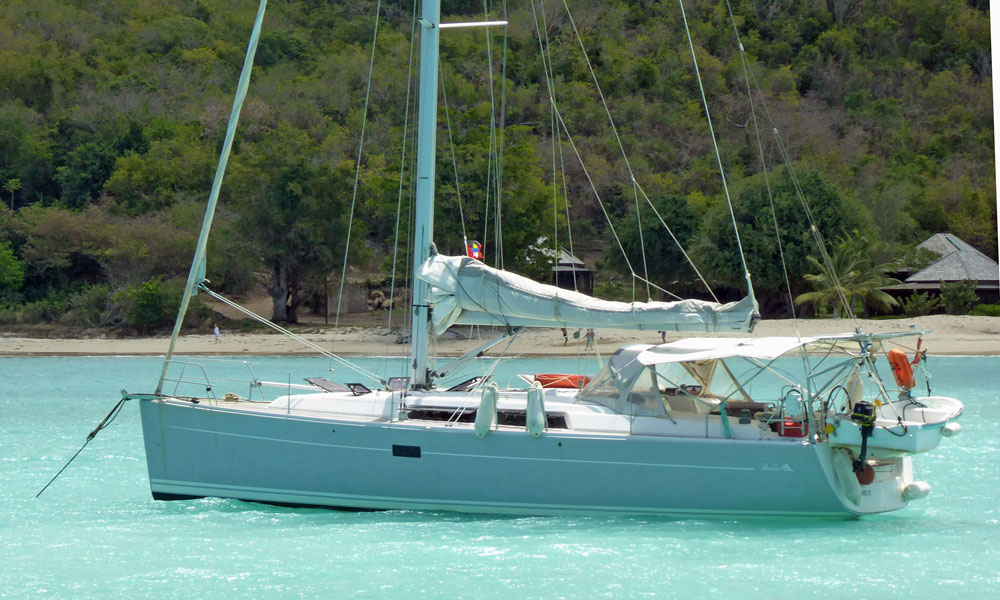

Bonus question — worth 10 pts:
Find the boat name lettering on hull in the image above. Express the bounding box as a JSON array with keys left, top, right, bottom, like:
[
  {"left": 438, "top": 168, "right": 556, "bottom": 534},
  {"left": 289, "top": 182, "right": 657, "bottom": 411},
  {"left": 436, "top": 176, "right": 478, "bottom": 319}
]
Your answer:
[{"left": 761, "top": 463, "right": 794, "bottom": 472}]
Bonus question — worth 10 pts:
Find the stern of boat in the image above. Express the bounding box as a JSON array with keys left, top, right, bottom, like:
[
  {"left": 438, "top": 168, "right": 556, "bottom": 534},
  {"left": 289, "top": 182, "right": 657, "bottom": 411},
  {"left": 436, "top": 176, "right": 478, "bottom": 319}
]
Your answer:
[{"left": 820, "top": 446, "right": 931, "bottom": 515}]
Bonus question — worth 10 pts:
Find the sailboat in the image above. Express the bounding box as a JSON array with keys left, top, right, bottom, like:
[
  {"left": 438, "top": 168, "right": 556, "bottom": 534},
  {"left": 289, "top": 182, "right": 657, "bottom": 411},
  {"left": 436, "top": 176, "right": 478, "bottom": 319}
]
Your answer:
[{"left": 127, "top": 1, "right": 963, "bottom": 517}]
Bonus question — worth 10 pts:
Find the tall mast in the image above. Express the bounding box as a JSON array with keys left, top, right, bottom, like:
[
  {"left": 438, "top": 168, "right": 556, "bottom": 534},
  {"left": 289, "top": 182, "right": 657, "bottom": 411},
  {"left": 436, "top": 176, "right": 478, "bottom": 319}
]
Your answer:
[{"left": 410, "top": 0, "right": 442, "bottom": 388}]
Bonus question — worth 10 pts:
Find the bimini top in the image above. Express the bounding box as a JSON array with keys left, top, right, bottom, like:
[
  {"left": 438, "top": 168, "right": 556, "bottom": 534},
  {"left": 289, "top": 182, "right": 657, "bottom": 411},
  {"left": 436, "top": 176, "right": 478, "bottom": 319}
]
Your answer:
[{"left": 632, "top": 333, "right": 930, "bottom": 366}]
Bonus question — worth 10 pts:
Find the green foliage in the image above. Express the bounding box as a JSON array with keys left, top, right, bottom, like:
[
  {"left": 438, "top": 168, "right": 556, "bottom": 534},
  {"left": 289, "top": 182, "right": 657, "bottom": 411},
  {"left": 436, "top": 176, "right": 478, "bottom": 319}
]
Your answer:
[
  {"left": 256, "top": 31, "right": 311, "bottom": 67},
  {"left": 228, "top": 124, "right": 355, "bottom": 323},
  {"left": 16, "top": 298, "right": 68, "bottom": 324},
  {"left": 0, "top": 0, "right": 994, "bottom": 331},
  {"left": 104, "top": 122, "right": 213, "bottom": 214},
  {"left": 0, "top": 100, "right": 55, "bottom": 203},
  {"left": 3, "top": 178, "right": 20, "bottom": 210},
  {"left": 901, "top": 292, "right": 939, "bottom": 317},
  {"left": 61, "top": 284, "right": 117, "bottom": 328},
  {"left": 970, "top": 303, "right": 1000, "bottom": 317},
  {"left": 4, "top": 204, "right": 197, "bottom": 308},
  {"left": 115, "top": 279, "right": 178, "bottom": 333},
  {"left": 0, "top": 240, "right": 24, "bottom": 297},
  {"left": 891, "top": 246, "right": 941, "bottom": 273},
  {"left": 183, "top": 295, "right": 213, "bottom": 329},
  {"left": 54, "top": 124, "right": 149, "bottom": 209},
  {"left": 697, "top": 168, "right": 869, "bottom": 298},
  {"left": 939, "top": 279, "right": 978, "bottom": 315},
  {"left": 605, "top": 195, "right": 700, "bottom": 294},
  {"left": 794, "top": 229, "right": 900, "bottom": 317}
]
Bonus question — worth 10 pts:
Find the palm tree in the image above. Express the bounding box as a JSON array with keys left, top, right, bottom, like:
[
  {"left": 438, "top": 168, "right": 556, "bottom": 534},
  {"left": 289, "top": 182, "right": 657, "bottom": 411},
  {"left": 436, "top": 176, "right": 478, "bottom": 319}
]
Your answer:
[
  {"left": 795, "top": 230, "right": 900, "bottom": 317},
  {"left": 4, "top": 178, "right": 21, "bottom": 211}
]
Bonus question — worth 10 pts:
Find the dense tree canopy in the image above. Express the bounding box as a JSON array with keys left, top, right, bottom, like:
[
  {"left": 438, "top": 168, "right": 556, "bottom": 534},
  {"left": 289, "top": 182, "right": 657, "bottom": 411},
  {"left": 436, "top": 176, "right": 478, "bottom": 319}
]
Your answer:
[{"left": 0, "top": 0, "right": 994, "bottom": 329}]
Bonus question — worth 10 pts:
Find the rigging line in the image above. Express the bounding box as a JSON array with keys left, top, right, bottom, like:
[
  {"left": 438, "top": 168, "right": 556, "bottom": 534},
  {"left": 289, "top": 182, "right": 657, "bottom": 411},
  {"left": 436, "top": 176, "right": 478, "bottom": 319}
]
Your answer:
[
  {"left": 156, "top": 0, "right": 268, "bottom": 396},
  {"left": 560, "top": 0, "right": 638, "bottom": 188},
  {"left": 440, "top": 69, "right": 468, "bottom": 242},
  {"left": 773, "top": 132, "right": 858, "bottom": 329},
  {"left": 631, "top": 181, "right": 717, "bottom": 302},
  {"left": 737, "top": 57, "right": 851, "bottom": 333},
  {"left": 538, "top": 0, "right": 577, "bottom": 292},
  {"left": 558, "top": 115, "right": 578, "bottom": 291},
  {"left": 530, "top": 0, "right": 561, "bottom": 270},
  {"left": 772, "top": 131, "right": 856, "bottom": 320},
  {"left": 484, "top": 0, "right": 506, "bottom": 271},
  {"left": 404, "top": 134, "right": 416, "bottom": 344},
  {"left": 481, "top": 0, "right": 499, "bottom": 267},
  {"left": 551, "top": 104, "right": 559, "bottom": 258},
  {"left": 35, "top": 397, "right": 128, "bottom": 498},
  {"left": 335, "top": 0, "right": 382, "bottom": 341},
  {"left": 386, "top": 0, "right": 419, "bottom": 368},
  {"left": 737, "top": 48, "right": 844, "bottom": 326},
  {"left": 631, "top": 272, "right": 683, "bottom": 301},
  {"left": 723, "top": 0, "right": 799, "bottom": 333},
  {"left": 551, "top": 101, "right": 639, "bottom": 280},
  {"left": 403, "top": 153, "right": 415, "bottom": 356},
  {"left": 476, "top": 330, "right": 522, "bottom": 386},
  {"left": 482, "top": 171, "right": 491, "bottom": 265},
  {"left": 561, "top": 0, "right": 652, "bottom": 296},
  {"left": 633, "top": 185, "right": 651, "bottom": 301},
  {"left": 200, "top": 284, "right": 386, "bottom": 385},
  {"left": 497, "top": 0, "right": 510, "bottom": 270},
  {"left": 678, "top": 0, "right": 753, "bottom": 297}
]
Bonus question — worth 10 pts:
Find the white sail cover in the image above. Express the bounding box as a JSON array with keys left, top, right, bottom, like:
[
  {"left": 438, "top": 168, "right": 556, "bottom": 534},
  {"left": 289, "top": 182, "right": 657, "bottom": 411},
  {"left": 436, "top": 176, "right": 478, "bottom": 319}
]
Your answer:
[{"left": 418, "top": 255, "right": 759, "bottom": 335}]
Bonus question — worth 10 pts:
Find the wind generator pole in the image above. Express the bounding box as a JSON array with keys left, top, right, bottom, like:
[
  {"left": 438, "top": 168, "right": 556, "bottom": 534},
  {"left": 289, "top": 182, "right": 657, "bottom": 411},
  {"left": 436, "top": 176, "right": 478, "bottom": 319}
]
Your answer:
[{"left": 410, "top": 0, "right": 442, "bottom": 388}]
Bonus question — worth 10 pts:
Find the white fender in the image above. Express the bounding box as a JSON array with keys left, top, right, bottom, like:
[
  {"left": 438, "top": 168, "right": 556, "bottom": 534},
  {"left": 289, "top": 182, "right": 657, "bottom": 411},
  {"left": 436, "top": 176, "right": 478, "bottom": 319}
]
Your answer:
[
  {"left": 942, "top": 422, "right": 962, "bottom": 437},
  {"left": 903, "top": 481, "right": 931, "bottom": 501},
  {"left": 526, "top": 382, "right": 546, "bottom": 438},
  {"left": 475, "top": 383, "right": 498, "bottom": 439}
]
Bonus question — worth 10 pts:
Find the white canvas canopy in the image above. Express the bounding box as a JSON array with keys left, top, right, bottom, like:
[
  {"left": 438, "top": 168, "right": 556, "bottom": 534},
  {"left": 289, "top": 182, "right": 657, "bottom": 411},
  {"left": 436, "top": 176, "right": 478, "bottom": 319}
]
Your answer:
[
  {"left": 635, "top": 336, "right": 827, "bottom": 365},
  {"left": 634, "top": 332, "right": 922, "bottom": 366},
  {"left": 418, "top": 255, "right": 759, "bottom": 335}
]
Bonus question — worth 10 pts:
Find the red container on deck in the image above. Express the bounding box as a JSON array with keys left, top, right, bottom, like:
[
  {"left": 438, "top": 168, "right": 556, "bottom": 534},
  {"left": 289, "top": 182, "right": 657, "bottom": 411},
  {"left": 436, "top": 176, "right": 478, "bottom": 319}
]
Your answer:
[{"left": 777, "top": 420, "right": 808, "bottom": 437}]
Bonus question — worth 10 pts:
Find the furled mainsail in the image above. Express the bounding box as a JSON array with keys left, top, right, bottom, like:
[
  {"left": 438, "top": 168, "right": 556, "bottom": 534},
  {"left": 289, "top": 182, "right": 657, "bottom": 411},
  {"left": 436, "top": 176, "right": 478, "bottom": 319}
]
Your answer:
[{"left": 418, "top": 255, "right": 759, "bottom": 335}]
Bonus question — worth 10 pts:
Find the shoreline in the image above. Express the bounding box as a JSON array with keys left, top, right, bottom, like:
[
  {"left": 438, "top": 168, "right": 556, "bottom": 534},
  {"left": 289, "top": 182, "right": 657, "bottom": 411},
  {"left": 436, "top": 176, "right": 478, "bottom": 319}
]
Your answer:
[{"left": 1, "top": 315, "right": 997, "bottom": 357}]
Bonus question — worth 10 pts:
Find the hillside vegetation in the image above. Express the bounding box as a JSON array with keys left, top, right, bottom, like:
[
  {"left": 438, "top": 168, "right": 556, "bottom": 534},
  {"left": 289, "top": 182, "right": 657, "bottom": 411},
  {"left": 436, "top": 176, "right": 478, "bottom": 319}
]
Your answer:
[{"left": 0, "top": 0, "right": 994, "bottom": 331}]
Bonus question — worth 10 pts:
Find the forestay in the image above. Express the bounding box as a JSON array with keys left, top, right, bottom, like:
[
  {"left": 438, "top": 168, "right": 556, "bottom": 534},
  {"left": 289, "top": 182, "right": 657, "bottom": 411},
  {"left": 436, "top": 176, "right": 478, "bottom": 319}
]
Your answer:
[{"left": 418, "top": 255, "right": 759, "bottom": 335}]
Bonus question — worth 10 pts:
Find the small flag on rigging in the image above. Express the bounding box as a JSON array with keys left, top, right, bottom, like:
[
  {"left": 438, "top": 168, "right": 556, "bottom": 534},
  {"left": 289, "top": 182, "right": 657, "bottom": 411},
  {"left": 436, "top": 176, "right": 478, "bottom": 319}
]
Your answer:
[{"left": 466, "top": 240, "right": 483, "bottom": 260}]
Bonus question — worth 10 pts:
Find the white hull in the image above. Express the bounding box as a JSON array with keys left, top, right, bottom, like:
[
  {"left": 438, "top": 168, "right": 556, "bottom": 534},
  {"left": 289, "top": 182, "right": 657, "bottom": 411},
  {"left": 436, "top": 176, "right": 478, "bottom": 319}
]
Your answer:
[{"left": 138, "top": 392, "right": 921, "bottom": 517}]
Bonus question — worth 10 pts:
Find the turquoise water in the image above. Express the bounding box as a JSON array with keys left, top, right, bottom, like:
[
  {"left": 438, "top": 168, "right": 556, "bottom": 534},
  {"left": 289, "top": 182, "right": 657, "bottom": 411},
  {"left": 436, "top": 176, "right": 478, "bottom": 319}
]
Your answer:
[{"left": 2, "top": 354, "right": 998, "bottom": 599}]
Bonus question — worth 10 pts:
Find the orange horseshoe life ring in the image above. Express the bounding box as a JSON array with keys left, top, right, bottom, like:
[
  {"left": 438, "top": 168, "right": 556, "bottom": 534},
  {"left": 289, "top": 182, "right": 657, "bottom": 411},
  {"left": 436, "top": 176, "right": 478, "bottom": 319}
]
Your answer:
[
  {"left": 534, "top": 374, "right": 591, "bottom": 389},
  {"left": 887, "top": 348, "right": 915, "bottom": 390}
]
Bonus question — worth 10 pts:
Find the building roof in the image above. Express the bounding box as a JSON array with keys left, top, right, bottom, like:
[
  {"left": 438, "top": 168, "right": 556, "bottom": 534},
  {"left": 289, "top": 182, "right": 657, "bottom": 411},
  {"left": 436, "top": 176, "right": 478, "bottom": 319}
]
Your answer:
[
  {"left": 917, "top": 233, "right": 986, "bottom": 258},
  {"left": 905, "top": 234, "right": 999, "bottom": 284},
  {"left": 555, "top": 249, "right": 586, "bottom": 266},
  {"left": 552, "top": 249, "right": 591, "bottom": 272}
]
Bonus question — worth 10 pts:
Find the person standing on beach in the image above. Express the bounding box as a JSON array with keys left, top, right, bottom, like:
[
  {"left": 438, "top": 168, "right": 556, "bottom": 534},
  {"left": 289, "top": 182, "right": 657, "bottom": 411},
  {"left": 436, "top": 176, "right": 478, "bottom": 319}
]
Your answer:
[
  {"left": 213, "top": 323, "right": 220, "bottom": 344},
  {"left": 561, "top": 327, "right": 568, "bottom": 345},
  {"left": 585, "top": 328, "right": 595, "bottom": 350}
]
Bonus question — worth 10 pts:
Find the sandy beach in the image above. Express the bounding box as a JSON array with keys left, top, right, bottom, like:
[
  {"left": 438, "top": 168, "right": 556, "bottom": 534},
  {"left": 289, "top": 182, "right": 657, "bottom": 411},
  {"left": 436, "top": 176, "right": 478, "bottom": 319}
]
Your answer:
[{"left": 1, "top": 314, "right": 997, "bottom": 357}]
